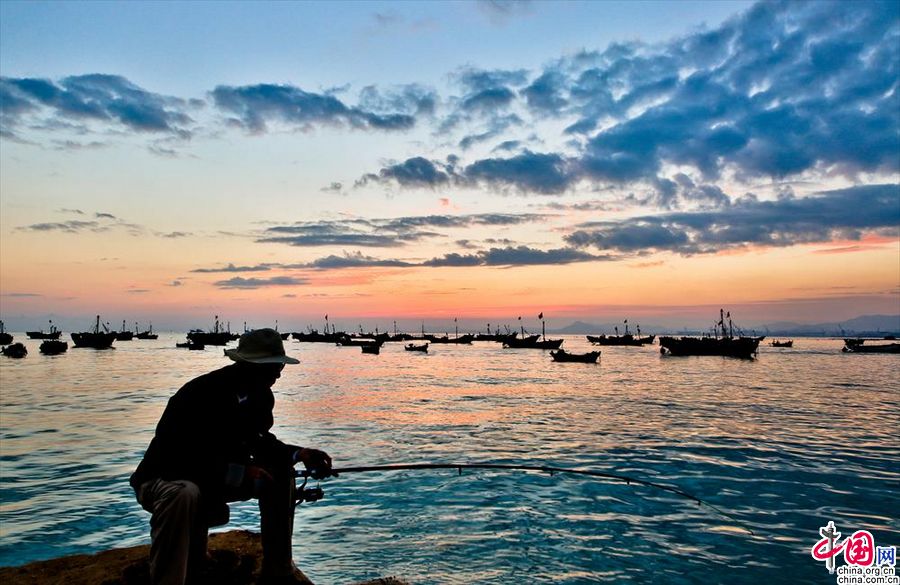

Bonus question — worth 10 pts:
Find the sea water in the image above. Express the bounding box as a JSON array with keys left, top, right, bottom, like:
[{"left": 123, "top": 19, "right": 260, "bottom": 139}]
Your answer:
[{"left": 0, "top": 334, "right": 898, "bottom": 584}]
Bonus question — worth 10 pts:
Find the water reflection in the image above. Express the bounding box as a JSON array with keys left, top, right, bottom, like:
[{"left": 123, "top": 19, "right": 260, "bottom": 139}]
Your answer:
[{"left": 0, "top": 335, "right": 898, "bottom": 584}]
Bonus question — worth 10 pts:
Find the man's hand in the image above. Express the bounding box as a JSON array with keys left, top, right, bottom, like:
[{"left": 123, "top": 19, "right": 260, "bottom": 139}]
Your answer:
[{"left": 296, "top": 448, "right": 334, "bottom": 479}]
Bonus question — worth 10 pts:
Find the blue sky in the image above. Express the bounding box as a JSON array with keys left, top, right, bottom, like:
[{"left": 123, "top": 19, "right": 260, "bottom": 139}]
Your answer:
[{"left": 0, "top": 0, "right": 898, "bottom": 331}]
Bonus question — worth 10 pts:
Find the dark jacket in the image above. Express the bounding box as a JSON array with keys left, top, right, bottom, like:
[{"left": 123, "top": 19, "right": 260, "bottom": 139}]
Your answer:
[{"left": 131, "top": 363, "right": 299, "bottom": 510}]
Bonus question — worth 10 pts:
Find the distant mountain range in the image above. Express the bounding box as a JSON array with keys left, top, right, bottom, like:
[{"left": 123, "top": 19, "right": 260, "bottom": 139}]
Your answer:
[{"left": 550, "top": 314, "right": 900, "bottom": 336}]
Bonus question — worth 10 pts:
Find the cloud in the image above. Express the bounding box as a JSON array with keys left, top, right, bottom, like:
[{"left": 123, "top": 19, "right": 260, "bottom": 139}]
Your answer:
[
  {"left": 424, "top": 245, "right": 606, "bottom": 267},
  {"left": 168, "top": 280, "right": 184, "bottom": 287},
  {"left": 360, "top": 1, "right": 900, "bottom": 195},
  {"left": 259, "top": 232, "right": 422, "bottom": 248},
  {"left": 192, "top": 263, "right": 275, "bottom": 273},
  {"left": 213, "top": 276, "right": 310, "bottom": 289},
  {"left": 357, "top": 156, "right": 454, "bottom": 189},
  {"left": 304, "top": 251, "right": 414, "bottom": 269},
  {"left": 160, "top": 231, "right": 191, "bottom": 238},
  {"left": 17, "top": 220, "right": 104, "bottom": 233},
  {"left": 2, "top": 292, "right": 42, "bottom": 297},
  {"left": 211, "top": 83, "right": 422, "bottom": 133},
  {"left": 320, "top": 182, "right": 344, "bottom": 194},
  {"left": 126, "top": 289, "right": 150, "bottom": 294},
  {"left": 1, "top": 74, "right": 194, "bottom": 139},
  {"left": 476, "top": 1, "right": 535, "bottom": 25},
  {"left": 258, "top": 212, "right": 547, "bottom": 249},
  {"left": 565, "top": 184, "right": 900, "bottom": 255}
]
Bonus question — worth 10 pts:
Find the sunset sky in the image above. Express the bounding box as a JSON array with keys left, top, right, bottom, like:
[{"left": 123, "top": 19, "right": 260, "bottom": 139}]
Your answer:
[{"left": 1, "top": 0, "right": 898, "bottom": 332}]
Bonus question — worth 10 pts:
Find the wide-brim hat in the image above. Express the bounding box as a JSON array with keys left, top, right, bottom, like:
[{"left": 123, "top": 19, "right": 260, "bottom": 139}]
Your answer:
[{"left": 225, "top": 328, "right": 299, "bottom": 365}]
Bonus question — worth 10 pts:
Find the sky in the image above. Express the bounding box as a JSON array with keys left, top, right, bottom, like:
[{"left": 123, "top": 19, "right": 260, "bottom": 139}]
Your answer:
[{"left": 0, "top": 0, "right": 898, "bottom": 333}]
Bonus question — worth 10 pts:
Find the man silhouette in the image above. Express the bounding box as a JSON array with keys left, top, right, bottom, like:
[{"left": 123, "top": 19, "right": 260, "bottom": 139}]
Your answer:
[{"left": 131, "top": 328, "right": 332, "bottom": 584}]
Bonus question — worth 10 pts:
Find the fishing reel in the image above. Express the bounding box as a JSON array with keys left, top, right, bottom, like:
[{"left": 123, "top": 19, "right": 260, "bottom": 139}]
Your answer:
[{"left": 294, "top": 473, "right": 325, "bottom": 507}]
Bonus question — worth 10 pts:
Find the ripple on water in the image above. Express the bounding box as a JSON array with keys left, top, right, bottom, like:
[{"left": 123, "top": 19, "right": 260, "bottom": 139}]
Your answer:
[{"left": 0, "top": 335, "right": 898, "bottom": 583}]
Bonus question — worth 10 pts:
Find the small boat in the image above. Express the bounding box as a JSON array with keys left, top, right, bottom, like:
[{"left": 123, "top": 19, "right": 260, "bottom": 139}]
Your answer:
[
  {"left": 361, "top": 343, "right": 380, "bottom": 354},
  {"left": 0, "top": 321, "right": 12, "bottom": 345},
  {"left": 136, "top": 322, "right": 158, "bottom": 340},
  {"left": 176, "top": 341, "right": 205, "bottom": 350},
  {"left": 550, "top": 349, "right": 600, "bottom": 363},
  {"left": 71, "top": 316, "right": 117, "bottom": 349},
  {"left": 842, "top": 342, "right": 900, "bottom": 354},
  {"left": 40, "top": 340, "right": 68, "bottom": 355},
  {"left": 770, "top": 340, "right": 794, "bottom": 348},
  {"left": 405, "top": 343, "right": 428, "bottom": 353},
  {"left": 26, "top": 320, "right": 62, "bottom": 340},
  {"left": 2, "top": 342, "right": 27, "bottom": 358},
  {"left": 115, "top": 320, "right": 134, "bottom": 341},
  {"left": 337, "top": 337, "right": 383, "bottom": 347}
]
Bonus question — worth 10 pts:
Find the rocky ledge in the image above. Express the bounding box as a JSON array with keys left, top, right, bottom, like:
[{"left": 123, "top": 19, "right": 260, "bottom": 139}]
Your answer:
[{"left": 0, "top": 530, "right": 408, "bottom": 585}]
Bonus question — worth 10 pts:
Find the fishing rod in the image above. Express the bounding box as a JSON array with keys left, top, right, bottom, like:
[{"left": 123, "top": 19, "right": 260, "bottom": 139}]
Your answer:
[{"left": 295, "top": 462, "right": 754, "bottom": 535}]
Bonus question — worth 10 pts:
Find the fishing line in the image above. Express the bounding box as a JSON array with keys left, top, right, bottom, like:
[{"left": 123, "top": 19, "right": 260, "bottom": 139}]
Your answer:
[{"left": 296, "top": 463, "right": 755, "bottom": 536}]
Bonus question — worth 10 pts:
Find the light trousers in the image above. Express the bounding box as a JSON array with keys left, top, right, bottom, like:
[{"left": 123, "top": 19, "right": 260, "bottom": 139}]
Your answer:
[{"left": 138, "top": 473, "right": 296, "bottom": 585}]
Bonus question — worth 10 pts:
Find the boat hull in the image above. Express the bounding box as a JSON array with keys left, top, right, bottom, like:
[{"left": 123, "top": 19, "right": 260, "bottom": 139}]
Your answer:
[
  {"left": 659, "top": 336, "right": 759, "bottom": 359},
  {"left": 843, "top": 343, "right": 900, "bottom": 354},
  {"left": 71, "top": 332, "right": 117, "bottom": 349},
  {"left": 40, "top": 340, "right": 68, "bottom": 355},
  {"left": 186, "top": 332, "right": 232, "bottom": 346},
  {"left": 551, "top": 350, "right": 600, "bottom": 363},
  {"left": 586, "top": 334, "right": 655, "bottom": 346},
  {"left": 26, "top": 331, "right": 62, "bottom": 340},
  {"left": 2, "top": 343, "right": 27, "bottom": 358},
  {"left": 503, "top": 338, "right": 564, "bottom": 349}
]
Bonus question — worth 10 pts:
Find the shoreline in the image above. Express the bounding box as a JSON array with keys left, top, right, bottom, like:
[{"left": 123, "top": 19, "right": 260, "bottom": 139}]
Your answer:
[{"left": 0, "top": 530, "right": 407, "bottom": 585}]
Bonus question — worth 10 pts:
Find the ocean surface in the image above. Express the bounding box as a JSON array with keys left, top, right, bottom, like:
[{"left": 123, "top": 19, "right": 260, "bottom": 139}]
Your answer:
[{"left": 0, "top": 333, "right": 898, "bottom": 584}]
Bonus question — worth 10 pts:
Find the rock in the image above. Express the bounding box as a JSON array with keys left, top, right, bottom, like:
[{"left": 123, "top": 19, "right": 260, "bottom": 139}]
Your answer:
[{"left": 0, "top": 530, "right": 408, "bottom": 585}]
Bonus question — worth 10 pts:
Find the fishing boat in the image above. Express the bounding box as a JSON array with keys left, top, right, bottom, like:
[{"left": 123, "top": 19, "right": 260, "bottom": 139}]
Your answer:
[
  {"left": 842, "top": 341, "right": 900, "bottom": 354},
  {"left": 503, "top": 312, "right": 563, "bottom": 349},
  {"left": 26, "top": 320, "right": 62, "bottom": 340},
  {"left": 71, "top": 316, "right": 117, "bottom": 349},
  {"left": 39, "top": 339, "right": 68, "bottom": 355},
  {"left": 504, "top": 336, "right": 564, "bottom": 349},
  {"left": 115, "top": 320, "right": 134, "bottom": 341},
  {"left": 770, "top": 340, "right": 794, "bottom": 348},
  {"left": 337, "top": 336, "right": 383, "bottom": 347},
  {"left": 2, "top": 342, "right": 27, "bottom": 358},
  {"left": 136, "top": 322, "right": 158, "bottom": 340},
  {"left": 659, "top": 310, "right": 760, "bottom": 359},
  {"left": 176, "top": 341, "right": 205, "bottom": 350},
  {"left": 425, "top": 333, "right": 475, "bottom": 344},
  {"left": 0, "top": 321, "right": 12, "bottom": 345},
  {"left": 360, "top": 343, "right": 380, "bottom": 354},
  {"left": 405, "top": 343, "right": 428, "bottom": 353},
  {"left": 186, "top": 316, "right": 232, "bottom": 346},
  {"left": 587, "top": 322, "right": 655, "bottom": 346},
  {"left": 550, "top": 349, "right": 600, "bottom": 363}
]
